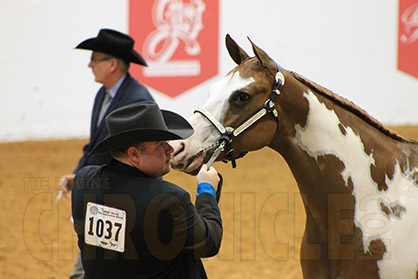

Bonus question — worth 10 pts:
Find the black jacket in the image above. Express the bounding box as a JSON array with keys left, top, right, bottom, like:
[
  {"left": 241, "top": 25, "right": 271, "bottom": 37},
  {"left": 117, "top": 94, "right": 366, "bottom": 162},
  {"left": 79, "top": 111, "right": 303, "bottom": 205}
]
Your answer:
[{"left": 72, "top": 160, "right": 223, "bottom": 278}]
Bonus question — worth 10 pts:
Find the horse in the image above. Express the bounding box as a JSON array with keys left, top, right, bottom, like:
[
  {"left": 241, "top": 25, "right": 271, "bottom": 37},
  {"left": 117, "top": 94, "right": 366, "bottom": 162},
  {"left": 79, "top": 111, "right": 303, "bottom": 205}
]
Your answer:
[{"left": 170, "top": 34, "right": 418, "bottom": 278}]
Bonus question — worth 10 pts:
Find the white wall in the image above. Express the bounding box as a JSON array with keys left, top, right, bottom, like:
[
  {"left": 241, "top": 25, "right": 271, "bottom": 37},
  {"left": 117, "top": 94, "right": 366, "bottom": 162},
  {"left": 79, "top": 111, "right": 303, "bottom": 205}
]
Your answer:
[{"left": 1, "top": 0, "right": 417, "bottom": 142}]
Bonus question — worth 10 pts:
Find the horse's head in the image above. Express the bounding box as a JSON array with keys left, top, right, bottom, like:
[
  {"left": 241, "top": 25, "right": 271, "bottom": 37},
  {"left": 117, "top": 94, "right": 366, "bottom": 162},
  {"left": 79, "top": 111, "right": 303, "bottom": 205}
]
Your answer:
[{"left": 171, "top": 34, "right": 285, "bottom": 174}]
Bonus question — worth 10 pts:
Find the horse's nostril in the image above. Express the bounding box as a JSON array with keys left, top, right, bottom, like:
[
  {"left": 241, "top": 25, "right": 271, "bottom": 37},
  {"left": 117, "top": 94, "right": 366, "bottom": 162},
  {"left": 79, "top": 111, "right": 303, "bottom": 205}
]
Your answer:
[{"left": 173, "top": 142, "right": 185, "bottom": 157}]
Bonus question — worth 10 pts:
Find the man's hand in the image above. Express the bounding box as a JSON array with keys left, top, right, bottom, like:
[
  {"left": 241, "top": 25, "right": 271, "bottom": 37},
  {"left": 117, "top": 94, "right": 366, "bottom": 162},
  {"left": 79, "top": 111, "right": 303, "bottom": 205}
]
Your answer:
[
  {"left": 196, "top": 164, "right": 220, "bottom": 191},
  {"left": 59, "top": 174, "right": 75, "bottom": 200}
]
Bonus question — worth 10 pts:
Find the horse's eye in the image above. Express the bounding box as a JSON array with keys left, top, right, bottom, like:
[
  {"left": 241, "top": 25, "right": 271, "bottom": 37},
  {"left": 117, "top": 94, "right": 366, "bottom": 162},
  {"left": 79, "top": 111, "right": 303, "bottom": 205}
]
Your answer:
[{"left": 233, "top": 91, "right": 250, "bottom": 103}]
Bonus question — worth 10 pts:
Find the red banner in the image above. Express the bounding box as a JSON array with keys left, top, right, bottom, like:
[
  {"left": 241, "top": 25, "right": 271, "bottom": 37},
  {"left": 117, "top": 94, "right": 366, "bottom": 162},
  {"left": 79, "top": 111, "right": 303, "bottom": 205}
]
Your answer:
[
  {"left": 398, "top": 0, "right": 418, "bottom": 79},
  {"left": 129, "top": 0, "right": 219, "bottom": 97}
]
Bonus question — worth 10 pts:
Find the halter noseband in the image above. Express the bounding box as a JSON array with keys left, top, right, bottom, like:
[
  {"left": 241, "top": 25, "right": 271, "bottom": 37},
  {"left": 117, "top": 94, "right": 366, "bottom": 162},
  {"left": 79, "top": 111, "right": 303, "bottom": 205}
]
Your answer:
[{"left": 194, "top": 66, "right": 285, "bottom": 168}]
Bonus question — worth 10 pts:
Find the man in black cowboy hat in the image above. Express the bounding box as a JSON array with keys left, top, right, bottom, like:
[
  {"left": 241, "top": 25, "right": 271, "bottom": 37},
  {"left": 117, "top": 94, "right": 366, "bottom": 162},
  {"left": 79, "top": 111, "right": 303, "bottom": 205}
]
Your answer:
[
  {"left": 59, "top": 28, "right": 154, "bottom": 278},
  {"left": 71, "top": 102, "right": 223, "bottom": 279}
]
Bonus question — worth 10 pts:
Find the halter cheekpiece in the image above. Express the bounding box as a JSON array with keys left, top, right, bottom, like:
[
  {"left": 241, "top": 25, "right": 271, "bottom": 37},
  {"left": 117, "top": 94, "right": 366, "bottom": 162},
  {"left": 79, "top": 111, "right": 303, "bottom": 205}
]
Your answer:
[{"left": 194, "top": 65, "right": 285, "bottom": 168}]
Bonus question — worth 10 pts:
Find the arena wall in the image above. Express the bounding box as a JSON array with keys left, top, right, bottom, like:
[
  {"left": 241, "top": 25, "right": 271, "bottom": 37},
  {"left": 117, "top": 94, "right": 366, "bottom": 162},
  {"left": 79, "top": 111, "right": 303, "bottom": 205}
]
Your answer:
[{"left": 1, "top": 0, "right": 417, "bottom": 142}]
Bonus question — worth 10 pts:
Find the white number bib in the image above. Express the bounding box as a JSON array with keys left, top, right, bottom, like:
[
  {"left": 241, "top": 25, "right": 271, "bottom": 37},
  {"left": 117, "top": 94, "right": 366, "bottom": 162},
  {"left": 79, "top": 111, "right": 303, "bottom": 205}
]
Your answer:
[{"left": 85, "top": 202, "right": 127, "bottom": 253}]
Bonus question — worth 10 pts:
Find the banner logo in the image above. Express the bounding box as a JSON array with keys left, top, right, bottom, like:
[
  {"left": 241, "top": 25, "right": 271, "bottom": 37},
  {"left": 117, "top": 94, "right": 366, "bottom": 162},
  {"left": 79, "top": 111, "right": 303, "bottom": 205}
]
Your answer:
[
  {"left": 398, "top": 0, "right": 418, "bottom": 78},
  {"left": 129, "top": 0, "right": 219, "bottom": 97},
  {"left": 400, "top": 3, "right": 418, "bottom": 44}
]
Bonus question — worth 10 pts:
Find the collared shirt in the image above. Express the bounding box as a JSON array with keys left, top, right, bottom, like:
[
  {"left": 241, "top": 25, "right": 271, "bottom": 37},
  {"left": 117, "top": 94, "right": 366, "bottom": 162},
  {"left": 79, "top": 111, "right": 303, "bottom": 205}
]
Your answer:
[
  {"left": 96, "top": 75, "right": 127, "bottom": 128},
  {"left": 107, "top": 74, "right": 126, "bottom": 99}
]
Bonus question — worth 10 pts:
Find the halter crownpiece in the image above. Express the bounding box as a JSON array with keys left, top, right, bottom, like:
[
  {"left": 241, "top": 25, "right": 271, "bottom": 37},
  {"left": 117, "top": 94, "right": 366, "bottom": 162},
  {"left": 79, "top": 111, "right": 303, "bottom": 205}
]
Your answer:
[{"left": 194, "top": 65, "right": 285, "bottom": 168}]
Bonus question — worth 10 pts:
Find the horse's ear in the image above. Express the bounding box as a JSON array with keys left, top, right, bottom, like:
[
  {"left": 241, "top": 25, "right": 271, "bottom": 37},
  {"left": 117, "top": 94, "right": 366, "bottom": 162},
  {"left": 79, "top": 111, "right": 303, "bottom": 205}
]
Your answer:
[
  {"left": 226, "top": 34, "right": 250, "bottom": 65},
  {"left": 248, "top": 37, "right": 278, "bottom": 74}
]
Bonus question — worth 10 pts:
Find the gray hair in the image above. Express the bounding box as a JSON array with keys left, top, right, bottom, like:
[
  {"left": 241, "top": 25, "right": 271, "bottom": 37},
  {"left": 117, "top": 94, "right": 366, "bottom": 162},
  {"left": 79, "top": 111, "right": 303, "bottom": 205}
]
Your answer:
[{"left": 117, "top": 58, "right": 130, "bottom": 73}]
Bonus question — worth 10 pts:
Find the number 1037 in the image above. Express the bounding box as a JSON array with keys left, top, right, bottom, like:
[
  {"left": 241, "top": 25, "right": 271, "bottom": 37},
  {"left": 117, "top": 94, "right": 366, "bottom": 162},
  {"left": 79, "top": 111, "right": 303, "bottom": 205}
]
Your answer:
[{"left": 87, "top": 217, "right": 123, "bottom": 241}]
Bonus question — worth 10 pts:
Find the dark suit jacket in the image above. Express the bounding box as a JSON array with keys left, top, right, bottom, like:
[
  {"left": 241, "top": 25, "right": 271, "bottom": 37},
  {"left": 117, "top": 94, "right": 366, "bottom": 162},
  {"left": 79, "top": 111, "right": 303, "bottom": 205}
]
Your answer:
[
  {"left": 72, "top": 160, "right": 223, "bottom": 279},
  {"left": 74, "top": 74, "right": 154, "bottom": 173}
]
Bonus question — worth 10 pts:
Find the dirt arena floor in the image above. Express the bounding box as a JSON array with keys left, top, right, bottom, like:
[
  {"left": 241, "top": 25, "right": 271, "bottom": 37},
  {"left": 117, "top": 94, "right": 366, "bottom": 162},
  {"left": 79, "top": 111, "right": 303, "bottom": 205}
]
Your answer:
[{"left": 0, "top": 126, "right": 417, "bottom": 279}]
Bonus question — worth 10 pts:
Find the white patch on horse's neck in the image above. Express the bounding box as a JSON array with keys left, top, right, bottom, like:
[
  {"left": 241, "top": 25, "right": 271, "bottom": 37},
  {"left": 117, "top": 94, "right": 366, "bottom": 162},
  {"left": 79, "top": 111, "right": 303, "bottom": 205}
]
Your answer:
[
  {"left": 294, "top": 91, "right": 418, "bottom": 278},
  {"left": 294, "top": 91, "right": 375, "bottom": 186}
]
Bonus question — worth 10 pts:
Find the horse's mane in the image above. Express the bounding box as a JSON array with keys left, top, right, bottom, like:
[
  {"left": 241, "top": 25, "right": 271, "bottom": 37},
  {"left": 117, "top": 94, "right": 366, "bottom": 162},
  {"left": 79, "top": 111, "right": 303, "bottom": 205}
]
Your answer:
[{"left": 289, "top": 71, "right": 416, "bottom": 144}]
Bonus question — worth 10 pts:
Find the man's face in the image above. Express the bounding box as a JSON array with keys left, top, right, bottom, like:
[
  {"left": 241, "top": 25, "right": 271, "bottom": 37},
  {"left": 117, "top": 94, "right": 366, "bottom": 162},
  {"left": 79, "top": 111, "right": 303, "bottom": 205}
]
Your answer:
[
  {"left": 137, "top": 141, "right": 174, "bottom": 178},
  {"left": 88, "top": 51, "right": 114, "bottom": 85}
]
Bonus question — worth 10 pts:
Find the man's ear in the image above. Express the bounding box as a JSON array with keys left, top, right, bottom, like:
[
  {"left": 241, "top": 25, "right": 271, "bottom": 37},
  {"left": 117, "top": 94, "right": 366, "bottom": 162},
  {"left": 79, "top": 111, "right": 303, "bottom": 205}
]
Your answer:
[
  {"left": 109, "top": 57, "right": 119, "bottom": 72},
  {"left": 127, "top": 146, "right": 140, "bottom": 164}
]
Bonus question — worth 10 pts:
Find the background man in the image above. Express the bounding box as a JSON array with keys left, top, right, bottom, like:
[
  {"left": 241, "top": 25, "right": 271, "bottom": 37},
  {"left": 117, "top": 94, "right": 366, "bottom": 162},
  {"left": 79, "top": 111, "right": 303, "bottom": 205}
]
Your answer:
[
  {"left": 72, "top": 102, "right": 223, "bottom": 278},
  {"left": 59, "top": 28, "right": 154, "bottom": 278}
]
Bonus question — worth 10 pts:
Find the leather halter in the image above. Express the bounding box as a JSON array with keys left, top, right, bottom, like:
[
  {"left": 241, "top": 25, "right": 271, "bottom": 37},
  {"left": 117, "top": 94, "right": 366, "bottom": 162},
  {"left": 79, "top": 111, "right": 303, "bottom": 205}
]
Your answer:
[{"left": 194, "top": 66, "right": 285, "bottom": 168}]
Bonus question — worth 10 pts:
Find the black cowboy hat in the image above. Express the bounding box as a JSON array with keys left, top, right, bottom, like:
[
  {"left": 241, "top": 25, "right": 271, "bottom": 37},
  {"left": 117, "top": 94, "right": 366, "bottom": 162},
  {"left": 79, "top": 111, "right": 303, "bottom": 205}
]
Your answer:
[
  {"left": 88, "top": 101, "right": 194, "bottom": 155},
  {"left": 75, "top": 28, "right": 147, "bottom": 66}
]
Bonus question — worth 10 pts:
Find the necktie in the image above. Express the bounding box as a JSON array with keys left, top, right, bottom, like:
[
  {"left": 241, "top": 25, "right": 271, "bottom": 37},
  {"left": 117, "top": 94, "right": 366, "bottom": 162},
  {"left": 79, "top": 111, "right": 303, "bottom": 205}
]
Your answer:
[{"left": 97, "top": 91, "right": 112, "bottom": 127}]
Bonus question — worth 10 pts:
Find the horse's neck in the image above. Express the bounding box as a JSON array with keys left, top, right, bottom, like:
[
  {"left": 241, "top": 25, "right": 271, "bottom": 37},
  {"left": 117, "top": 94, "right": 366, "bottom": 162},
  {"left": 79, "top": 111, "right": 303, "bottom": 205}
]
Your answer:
[
  {"left": 269, "top": 74, "right": 416, "bottom": 220},
  {"left": 265, "top": 73, "right": 418, "bottom": 275}
]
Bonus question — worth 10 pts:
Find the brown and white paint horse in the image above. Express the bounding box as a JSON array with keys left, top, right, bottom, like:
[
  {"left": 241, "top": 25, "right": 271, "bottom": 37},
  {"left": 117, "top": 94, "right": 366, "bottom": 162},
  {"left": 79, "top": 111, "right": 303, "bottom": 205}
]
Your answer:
[{"left": 171, "top": 35, "right": 418, "bottom": 278}]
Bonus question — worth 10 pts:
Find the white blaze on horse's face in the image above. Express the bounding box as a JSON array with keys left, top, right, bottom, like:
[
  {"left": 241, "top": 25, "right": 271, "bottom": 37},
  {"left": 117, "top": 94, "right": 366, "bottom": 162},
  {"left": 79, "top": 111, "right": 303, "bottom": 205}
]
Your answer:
[
  {"left": 295, "top": 91, "right": 418, "bottom": 278},
  {"left": 205, "top": 71, "right": 255, "bottom": 124},
  {"left": 171, "top": 71, "right": 254, "bottom": 173}
]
